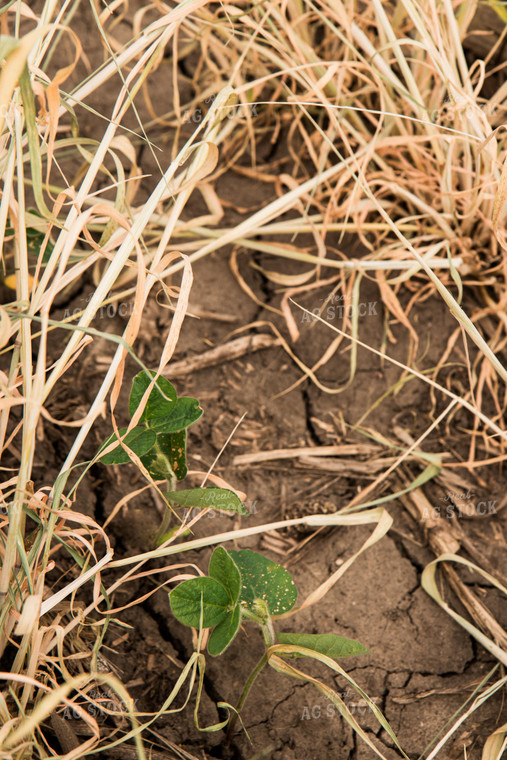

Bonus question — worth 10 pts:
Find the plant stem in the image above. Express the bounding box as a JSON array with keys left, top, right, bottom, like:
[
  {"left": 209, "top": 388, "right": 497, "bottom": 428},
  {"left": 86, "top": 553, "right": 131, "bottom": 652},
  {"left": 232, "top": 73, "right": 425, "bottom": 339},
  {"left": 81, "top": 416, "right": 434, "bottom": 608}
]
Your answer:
[
  {"left": 153, "top": 468, "right": 177, "bottom": 545},
  {"left": 226, "top": 652, "right": 268, "bottom": 744},
  {"left": 226, "top": 600, "right": 275, "bottom": 743},
  {"left": 148, "top": 442, "right": 178, "bottom": 545},
  {"left": 261, "top": 616, "right": 276, "bottom": 648},
  {"left": 248, "top": 600, "right": 276, "bottom": 647},
  {"left": 155, "top": 502, "right": 173, "bottom": 544}
]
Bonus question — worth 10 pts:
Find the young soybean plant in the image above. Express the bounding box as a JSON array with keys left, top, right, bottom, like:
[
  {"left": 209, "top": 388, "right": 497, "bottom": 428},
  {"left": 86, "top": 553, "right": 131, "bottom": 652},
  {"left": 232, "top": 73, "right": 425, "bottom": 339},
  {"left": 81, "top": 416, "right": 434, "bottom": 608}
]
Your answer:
[
  {"left": 99, "top": 371, "right": 248, "bottom": 543},
  {"left": 169, "top": 547, "right": 400, "bottom": 750}
]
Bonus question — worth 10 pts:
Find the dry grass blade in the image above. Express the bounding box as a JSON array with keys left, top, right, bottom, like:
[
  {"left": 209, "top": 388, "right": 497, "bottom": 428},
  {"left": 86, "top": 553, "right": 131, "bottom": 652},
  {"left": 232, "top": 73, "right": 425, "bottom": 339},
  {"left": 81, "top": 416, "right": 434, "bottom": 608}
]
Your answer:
[
  {"left": 482, "top": 722, "right": 507, "bottom": 760},
  {"left": 233, "top": 443, "right": 383, "bottom": 465}
]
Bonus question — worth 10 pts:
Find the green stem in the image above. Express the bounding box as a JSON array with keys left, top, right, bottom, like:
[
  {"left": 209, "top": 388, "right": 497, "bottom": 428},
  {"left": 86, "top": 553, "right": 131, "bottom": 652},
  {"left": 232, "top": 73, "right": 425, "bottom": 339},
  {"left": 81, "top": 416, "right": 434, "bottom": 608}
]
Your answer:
[
  {"left": 261, "top": 615, "right": 276, "bottom": 648},
  {"left": 151, "top": 445, "right": 177, "bottom": 545},
  {"left": 226, "top": 600, "right": 275, "bottom": 743},
  {"left": 245, "top": 600, "right": 276, "bottom": 648},
  {"left": 226, "top": 652, "right": 268, "bottom": 744},
  {"left": 154, "top": 499, "right": 173, "bottom": 544}
]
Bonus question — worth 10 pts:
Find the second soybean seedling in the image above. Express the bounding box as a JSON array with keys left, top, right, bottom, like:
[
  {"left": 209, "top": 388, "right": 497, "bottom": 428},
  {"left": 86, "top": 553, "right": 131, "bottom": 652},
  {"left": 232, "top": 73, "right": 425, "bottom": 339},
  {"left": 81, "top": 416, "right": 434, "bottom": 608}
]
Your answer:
[{"left": 98, "top": 370, "right": 248, "bottom": 544}]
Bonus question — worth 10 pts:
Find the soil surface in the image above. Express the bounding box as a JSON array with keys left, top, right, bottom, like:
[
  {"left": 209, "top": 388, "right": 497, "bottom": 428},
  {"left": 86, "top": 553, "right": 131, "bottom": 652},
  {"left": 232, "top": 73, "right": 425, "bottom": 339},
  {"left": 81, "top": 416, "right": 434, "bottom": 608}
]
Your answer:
[
  {"left": 9, "top": 3, "right": 507, "bottom": 759},
  {"left": 42, "top": 241, "right": 507, "bottom": 758},
  {"left": 45, "top": 249, "right": 507, "bottom": 760}
]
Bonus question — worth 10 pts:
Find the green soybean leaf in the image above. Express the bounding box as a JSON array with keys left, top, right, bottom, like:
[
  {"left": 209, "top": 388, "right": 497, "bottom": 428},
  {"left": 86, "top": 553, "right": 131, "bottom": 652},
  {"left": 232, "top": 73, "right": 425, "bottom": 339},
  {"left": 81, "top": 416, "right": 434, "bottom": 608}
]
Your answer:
[
  {"left": 208, "top": 605, "right": 241, "bottom": 656},
  {"left": 129, "top": 370, "right": 177, "bottom": 422},
  {"left": 169, "top": 577, "right": 229, "bottom": 628},
  {"left": 209, "top": 547, "right": 241, "bottom": 605},
  {"left": 99, "top": 427, "right": 156, "bottom": 465},
  {"left": 149, "top": 397, "right": 203, "bottom": 433},
  {"left": 166, "top": 430, "right": 187, "bottom": 480},
  {"left": 143, "top": 431, "right": 187, "bottom": 480},
  {"left": 139, "top": 429, "right": 190, "bottom": 480},
  {"left": 229, "top": 550, "right": 297, "bottom": 615},
  {"left": 166, "top": 487, "right": 248, "bottom": 515},
  {"left": 276, "top": 633, "right": 368, "bottom": 659}
]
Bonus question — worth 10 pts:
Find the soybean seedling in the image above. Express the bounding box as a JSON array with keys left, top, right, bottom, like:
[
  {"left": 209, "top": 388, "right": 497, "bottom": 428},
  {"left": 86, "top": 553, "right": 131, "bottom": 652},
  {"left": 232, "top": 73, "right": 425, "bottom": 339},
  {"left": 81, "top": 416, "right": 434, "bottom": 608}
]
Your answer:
[
  {"left": 99, "top": 371, "right": 248, "bottom": 544},
  {"left": 169, "top": 546, "right": 401, "bottom": 750}
]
